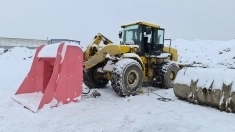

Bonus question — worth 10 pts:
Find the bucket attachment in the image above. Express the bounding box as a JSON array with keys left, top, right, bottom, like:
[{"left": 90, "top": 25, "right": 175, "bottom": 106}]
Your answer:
[
  {"left": 173, "top": 67, "right": 235, "bottom": 113},
  {"left": 12, "top": 42, "right": 83, "bottom": 112}
]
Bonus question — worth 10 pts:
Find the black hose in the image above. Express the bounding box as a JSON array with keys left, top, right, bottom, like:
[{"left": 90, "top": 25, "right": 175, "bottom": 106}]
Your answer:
[{"left": 150, "top": 91, "right": 174, "bottom": 102}]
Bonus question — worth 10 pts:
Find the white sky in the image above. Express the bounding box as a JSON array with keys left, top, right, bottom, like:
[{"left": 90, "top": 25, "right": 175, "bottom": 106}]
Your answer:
[{"left": 0, "top": 0, "right": 234, "bottom": 44}]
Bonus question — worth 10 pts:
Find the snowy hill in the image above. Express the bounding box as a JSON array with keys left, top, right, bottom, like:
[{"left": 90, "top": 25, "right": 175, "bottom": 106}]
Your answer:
[
  {"left": 1, "top": 39, "right": 235, "bottom": 132},
  {"left": 166, "top": 39, "right": 235, "bottom": 68}
]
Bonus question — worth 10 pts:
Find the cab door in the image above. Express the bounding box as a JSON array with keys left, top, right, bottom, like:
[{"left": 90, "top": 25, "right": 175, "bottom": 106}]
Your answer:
[{"left": 151, "top": 28, "right": 165, "bottom": 55}]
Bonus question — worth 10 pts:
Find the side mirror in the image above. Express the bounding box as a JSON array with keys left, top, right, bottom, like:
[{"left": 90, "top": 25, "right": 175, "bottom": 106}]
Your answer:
[{"left": 118, "top": 31, "right": 122, "bottom": 38}]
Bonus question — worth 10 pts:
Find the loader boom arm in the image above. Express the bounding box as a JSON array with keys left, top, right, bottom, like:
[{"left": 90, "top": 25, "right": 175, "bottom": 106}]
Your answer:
[{"left": 84, "top": 33, "right": 113, "bottom": 61}]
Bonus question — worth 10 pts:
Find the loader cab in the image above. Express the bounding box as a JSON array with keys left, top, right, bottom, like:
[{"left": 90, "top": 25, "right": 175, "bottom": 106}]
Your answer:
[{"left": 119, "top": 21, "right": 165, "bottom": 56}]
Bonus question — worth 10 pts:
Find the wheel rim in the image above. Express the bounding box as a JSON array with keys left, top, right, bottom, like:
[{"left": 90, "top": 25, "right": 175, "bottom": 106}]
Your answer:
[
  {"left": 169, "top": 71, "right": 176, "bottom": 81},
  {"left": 126, "top": 70, "right": 139, "bottom": 89}
]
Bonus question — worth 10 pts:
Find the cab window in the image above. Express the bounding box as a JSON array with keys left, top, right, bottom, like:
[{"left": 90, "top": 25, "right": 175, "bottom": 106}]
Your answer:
[{"left": 154, "top": 29, "right": 164, "bottom": 44}]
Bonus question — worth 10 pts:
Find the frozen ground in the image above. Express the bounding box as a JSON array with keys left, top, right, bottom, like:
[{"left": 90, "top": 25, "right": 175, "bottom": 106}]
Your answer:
[{"left": 1, "top": 39, "right": 235, "bottom": 132}]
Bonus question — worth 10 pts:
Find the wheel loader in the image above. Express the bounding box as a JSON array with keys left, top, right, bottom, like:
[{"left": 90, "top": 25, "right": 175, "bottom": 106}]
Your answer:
[{"left": 83, "top": 21, "right": 180, "bottom": 97}]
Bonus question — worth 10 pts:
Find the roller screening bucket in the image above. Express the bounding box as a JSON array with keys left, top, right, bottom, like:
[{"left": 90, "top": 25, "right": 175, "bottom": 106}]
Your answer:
[
  {"left": 12, "top": 42, "right": 83, "bottom": 113},
  {"left": 173, "top": 67, "right": 235, "bottom": 113}
]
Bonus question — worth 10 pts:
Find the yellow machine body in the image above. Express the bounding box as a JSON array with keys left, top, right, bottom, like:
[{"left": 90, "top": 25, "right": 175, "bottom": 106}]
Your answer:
[{"left": 83, "top": 21, "right": 180, "bottom": 96}]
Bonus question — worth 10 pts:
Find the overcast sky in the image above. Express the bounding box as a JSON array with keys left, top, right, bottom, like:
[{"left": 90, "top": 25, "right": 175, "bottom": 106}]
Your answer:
[{"left": 0, "top": 0, "right": 234, "bottom": 45}]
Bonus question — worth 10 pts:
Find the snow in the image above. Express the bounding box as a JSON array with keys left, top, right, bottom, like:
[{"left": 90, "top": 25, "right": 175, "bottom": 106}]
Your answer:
[
  {"left": 171, "top": 39, "right": 235, "bottom": 92},
  {"left": 165, "top": 39, "right": 235, "bottom": 68},
  {"left": 175, "top": 67, "right": 235, "bottom": 91},
  {"left": 103, "top": 60, "right": 115, "bottom": 72},
  {"left": 37, "top": 42, "right": 82, "bottom": 61},
  {"left": 1, "top": 39, "right": 235, "bottom": 132},
  {"left": 91, "top": 44, "right": 98, "bottom": 51},
  {"left": 105, "top": 53, "right": 111, "bottom": 59},
  {"left": 37, "top": 43, "right": 60, "bottom": 57},
  {"left": 129, "top": 45, "right": 139, "bottom": 48},
  {"left": 157, "top": 53, "right": 171, "bottom": 58},
  {"left": 12, "top": 92, "right": 44, "bottom": 113},
  {"left": 0, "top": 48, "right": 4, "bottom": 54}
]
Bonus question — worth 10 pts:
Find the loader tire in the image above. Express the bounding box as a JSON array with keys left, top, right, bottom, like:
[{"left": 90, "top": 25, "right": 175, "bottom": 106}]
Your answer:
[
  {"left": 111, "top": 59, "right": 143, "bottom": 97},
  {"left": 83, "top": 63, "right": 109, "bottom": 88},
  {"left": 161, "top": 61, "right": 180, "bottom": 89}
]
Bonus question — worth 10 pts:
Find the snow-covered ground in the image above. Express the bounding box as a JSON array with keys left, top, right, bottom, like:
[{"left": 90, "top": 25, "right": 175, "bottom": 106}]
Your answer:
[
  {"left": 167, "top": 39, "right": 235, "bottom": 68},
  {"left": 1, "top": 39, "right": 235, "bottom": 132}
]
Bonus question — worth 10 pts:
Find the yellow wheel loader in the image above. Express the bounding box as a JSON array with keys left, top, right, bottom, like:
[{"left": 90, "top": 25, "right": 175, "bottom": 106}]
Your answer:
[{"left": 83, "top": 21, "right": 180, "bottom": 97}]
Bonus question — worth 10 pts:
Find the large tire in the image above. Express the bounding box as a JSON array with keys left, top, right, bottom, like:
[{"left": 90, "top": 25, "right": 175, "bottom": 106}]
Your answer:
[
  {"left": 83, "top": 63, "right": 109, "bottom": 88},
  {"left": 161, "top": 61, "right": 180, "bottom": 88},
  {"left": 111, "top": 59, "right": 143, "bottom": 97}
]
